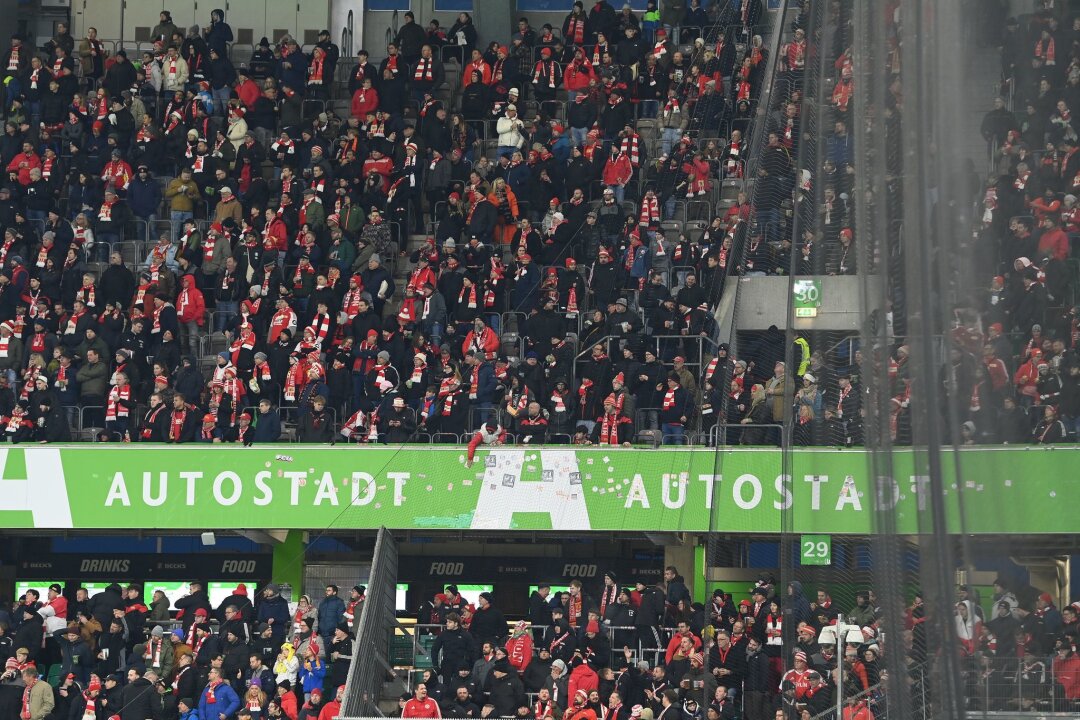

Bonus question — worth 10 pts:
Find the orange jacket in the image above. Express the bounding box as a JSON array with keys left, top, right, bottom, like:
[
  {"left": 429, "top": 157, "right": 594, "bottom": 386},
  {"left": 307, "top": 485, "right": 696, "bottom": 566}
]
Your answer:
[{"left": 487, "top": 188, "right": 520, "bottom": 219}]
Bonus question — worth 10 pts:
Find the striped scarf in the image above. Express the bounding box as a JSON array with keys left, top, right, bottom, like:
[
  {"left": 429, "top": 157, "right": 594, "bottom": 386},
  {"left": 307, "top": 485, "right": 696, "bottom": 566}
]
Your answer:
[
  {"left": 639, "top": 195, "right": 659, "bottom": 227},
  {"left": 620, "top": 134, "right": 641, "bottom": 167}
]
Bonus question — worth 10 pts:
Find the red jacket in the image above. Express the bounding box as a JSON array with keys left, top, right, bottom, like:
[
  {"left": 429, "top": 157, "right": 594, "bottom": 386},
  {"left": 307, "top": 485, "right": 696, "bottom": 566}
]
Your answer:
[
  {"left": 363, "top": 156, "right": 395, "bottom": 189},
  {"left": 602, "top": 153, "right": 633, "bottom": 186},
  {"left": 402, "top": 697, "right": 442, "bottom": 718},
  {"left": 566, "top": 663, "right": 598, "bottom": 703},
  {"left": 664, "top": 631, "right": 702, "bottom": 664},
  {"left": 1038, "top": 227, "right": 1070, "bottom": 262},
  {"left": 1055, "top": 652, "right": 1080, "bottom": 699},
  {"left": 237, "top": 78, "right": 262, "bottom": 109},
  {"left": 177, "top": 276, "right": 206, "bottom": 324},
  {"left": 564, "top": 59, "right": 594, "bottom": 91},
  {"left": 461, "top": 327, "right": 500, "bottom": 358},
  {"left": 351, "top": 87, "right": 380, "bottom": 118},
  {"left": 317, "top": 700, "right": 342, "bottom": 720},
  {"left": 264, "top": 216, "right": 289, "bottom": 251},
  {"left": 505, "top": 633, "right": 533, "bottom": 673},
  {"left": 280, "top": 692, "right": 298, "bottom": 720},
  {"left": 6, "top": 151, "right": 41, "bottom": 186}
]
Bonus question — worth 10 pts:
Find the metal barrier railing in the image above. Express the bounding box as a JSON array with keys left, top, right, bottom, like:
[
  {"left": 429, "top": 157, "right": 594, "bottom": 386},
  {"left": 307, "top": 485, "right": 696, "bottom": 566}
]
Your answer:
[
  {"left": 398, "top": 622, "right": 675, "bottom": 678},
  {"left": 342, "top": 528, "right": 401, "bottom": 717}
]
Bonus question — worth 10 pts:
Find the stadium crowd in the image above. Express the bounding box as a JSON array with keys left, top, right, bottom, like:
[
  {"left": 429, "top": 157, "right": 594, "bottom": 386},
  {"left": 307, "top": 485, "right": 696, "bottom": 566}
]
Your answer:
[
  {"left": 0, "top": 0, "right": 1073, "bottom": 448},
  {"left": 8, "top": 569, "right": 1080, "bottom": 720},
  {"left": 0, "top": 580, "right": 363, "bottom": 720},
  {"left": 972, "top": 2, "right": 1080, "bottom": 445},
  {"left": 0, "top": 0, "right": 826, "bottom": 448}
]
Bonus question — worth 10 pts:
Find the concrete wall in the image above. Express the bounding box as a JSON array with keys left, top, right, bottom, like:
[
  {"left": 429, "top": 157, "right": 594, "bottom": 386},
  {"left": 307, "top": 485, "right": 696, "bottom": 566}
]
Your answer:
[{"left": 733, "top": 275, "right": 883, "bottom": 332}]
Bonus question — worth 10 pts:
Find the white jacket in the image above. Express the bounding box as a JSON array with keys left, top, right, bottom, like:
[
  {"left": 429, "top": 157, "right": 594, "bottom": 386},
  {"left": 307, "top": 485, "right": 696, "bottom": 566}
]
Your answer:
[
  {"left": 162, "top": 56, "right": 189, "bottom": 92},
  {"left": 496, "top": 115, "right": 525, "bottom": 148}
]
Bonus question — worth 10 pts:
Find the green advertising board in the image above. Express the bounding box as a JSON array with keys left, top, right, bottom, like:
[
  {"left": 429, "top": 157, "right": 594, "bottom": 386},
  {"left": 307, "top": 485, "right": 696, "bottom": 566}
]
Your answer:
[
  {"left": 793, "top": 279, "right": 822, "bottom": 318},
  {"left": 0, "top": 445, "right": 1071, "bottom": 534},
  {"left": 800, "top": 535, "right": 832, "bottom": 566}
]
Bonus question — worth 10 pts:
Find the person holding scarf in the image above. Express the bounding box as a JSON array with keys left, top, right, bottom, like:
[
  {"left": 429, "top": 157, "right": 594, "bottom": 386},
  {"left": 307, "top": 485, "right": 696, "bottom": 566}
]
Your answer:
[
  {"left": 20, "top": 668, "right": 53, "bottom": 720},
  {"left": 590, "top": 395, "right": 633, "bottom": 446}
]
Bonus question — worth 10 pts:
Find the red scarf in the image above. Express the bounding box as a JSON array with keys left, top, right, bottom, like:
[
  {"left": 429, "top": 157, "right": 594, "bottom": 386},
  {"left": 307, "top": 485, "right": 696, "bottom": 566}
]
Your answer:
[
  {"left": 82, "top": 691, "right": 97, "bottom": 717},
  {"left": 307, "top": 314, "right": 330, "bottom": 346},
  {"left": 663, "top": 388, "right": 677, "bottom": 410},
  {"left": 568, "top": 594, "right": 583, "bottom": 627},
  {"left": 577, "top": 378, "right": 593, "bottom": 416},
  {"left": 21, "top": 680, "right": 35, "bottom": 720},
  {"left": 598, "top": 413, "right": 625, "bottom": 445},
  {"left": 550, "top": 391, "right": 567, "bottom": 414},
  {"left": 141, "top": 404, "right": 165, "bottom": 439},
  {"left": 293, "top": 263, "right": 314, "bottom": 289},
  {"left": 145, "top": 636, "right": 163, "bottom": 665},
  {"left": 620, "top": 134, "right": 641, "bottom": 167},
  {"left": 342, "top": 287, "right": 364, "bottom": 319},
  {"left": 308, "top": 55, "right": 324, "bottom": 84},
  {"left": 599, "top": 584, "right": 617, "bottom": 615},
  {"left": 170, "top": 408, "right": 188, "bottom": 440},
  {"left": 106, "top": 384, "right": 131, "bottom": 419},
  {"left": 533, "top": 60, "right": 556, "bottom": 88},
  {"left": 568, "top": 17, "right": 586, "bottom": 45},
  {"left": 441, "top": 389, "right": 458, "bottom": 416},
  {"left": 413, "top": 58, "right": 435, "bottom": 81},
  {"left": 1036, "top": 36, "right": 1056, "bottom": 64},
  {"left": 459, "top": 285, "right": 477, "bottom": 309},
  {"left": 639, "top": 196, "right": 659, "bottom": 227}
]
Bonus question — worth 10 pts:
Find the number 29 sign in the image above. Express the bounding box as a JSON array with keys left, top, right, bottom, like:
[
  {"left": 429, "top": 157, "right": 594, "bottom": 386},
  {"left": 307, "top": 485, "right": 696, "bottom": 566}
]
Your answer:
[{"left": 800, "top": 534, "right": 832, "bottom": 566}]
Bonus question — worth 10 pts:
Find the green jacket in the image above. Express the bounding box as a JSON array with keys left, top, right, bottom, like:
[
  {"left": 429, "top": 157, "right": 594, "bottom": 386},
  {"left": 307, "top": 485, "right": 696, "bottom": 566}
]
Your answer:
[
  {"left": 328, "top": 236, "right": 357, "bottom": 272},
  {"left": 76, "top": 358, "right": 109, "bottom": 399}
]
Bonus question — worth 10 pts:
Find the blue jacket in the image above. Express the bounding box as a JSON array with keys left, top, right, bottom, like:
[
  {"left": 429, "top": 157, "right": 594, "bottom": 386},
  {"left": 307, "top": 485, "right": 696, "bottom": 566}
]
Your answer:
[
  {"left": 205, "top": 14, "right": 234, "bottom": 56},
  {"left": 127, "top": 177, "right": 162, "bottom": 220},
  {"left": 621, "top": 244, "right": 648, "bottom": 280},
  {"left": 257, "top": 593, "right": 291, "bottom": 633},
  {"left": 253, "top": 410, "right": 282, "bottom": 443},
  {"left": 180, "top": 710, "right": 201, "bottom": 720},
  {"left": 199, "top": 680, "right": 240, "bottom": 720},
  {"left": 317, "top": 594, "right": 346, "bottom": 637},
  {"left": 298, "top": 657, "right": 327, "bottom": 693},
  {"left": 506, "top": 163, "right": 531, "bottom": 198},
  {"left": 474, "top": 361, "right": 496, "bottom": 404}
]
